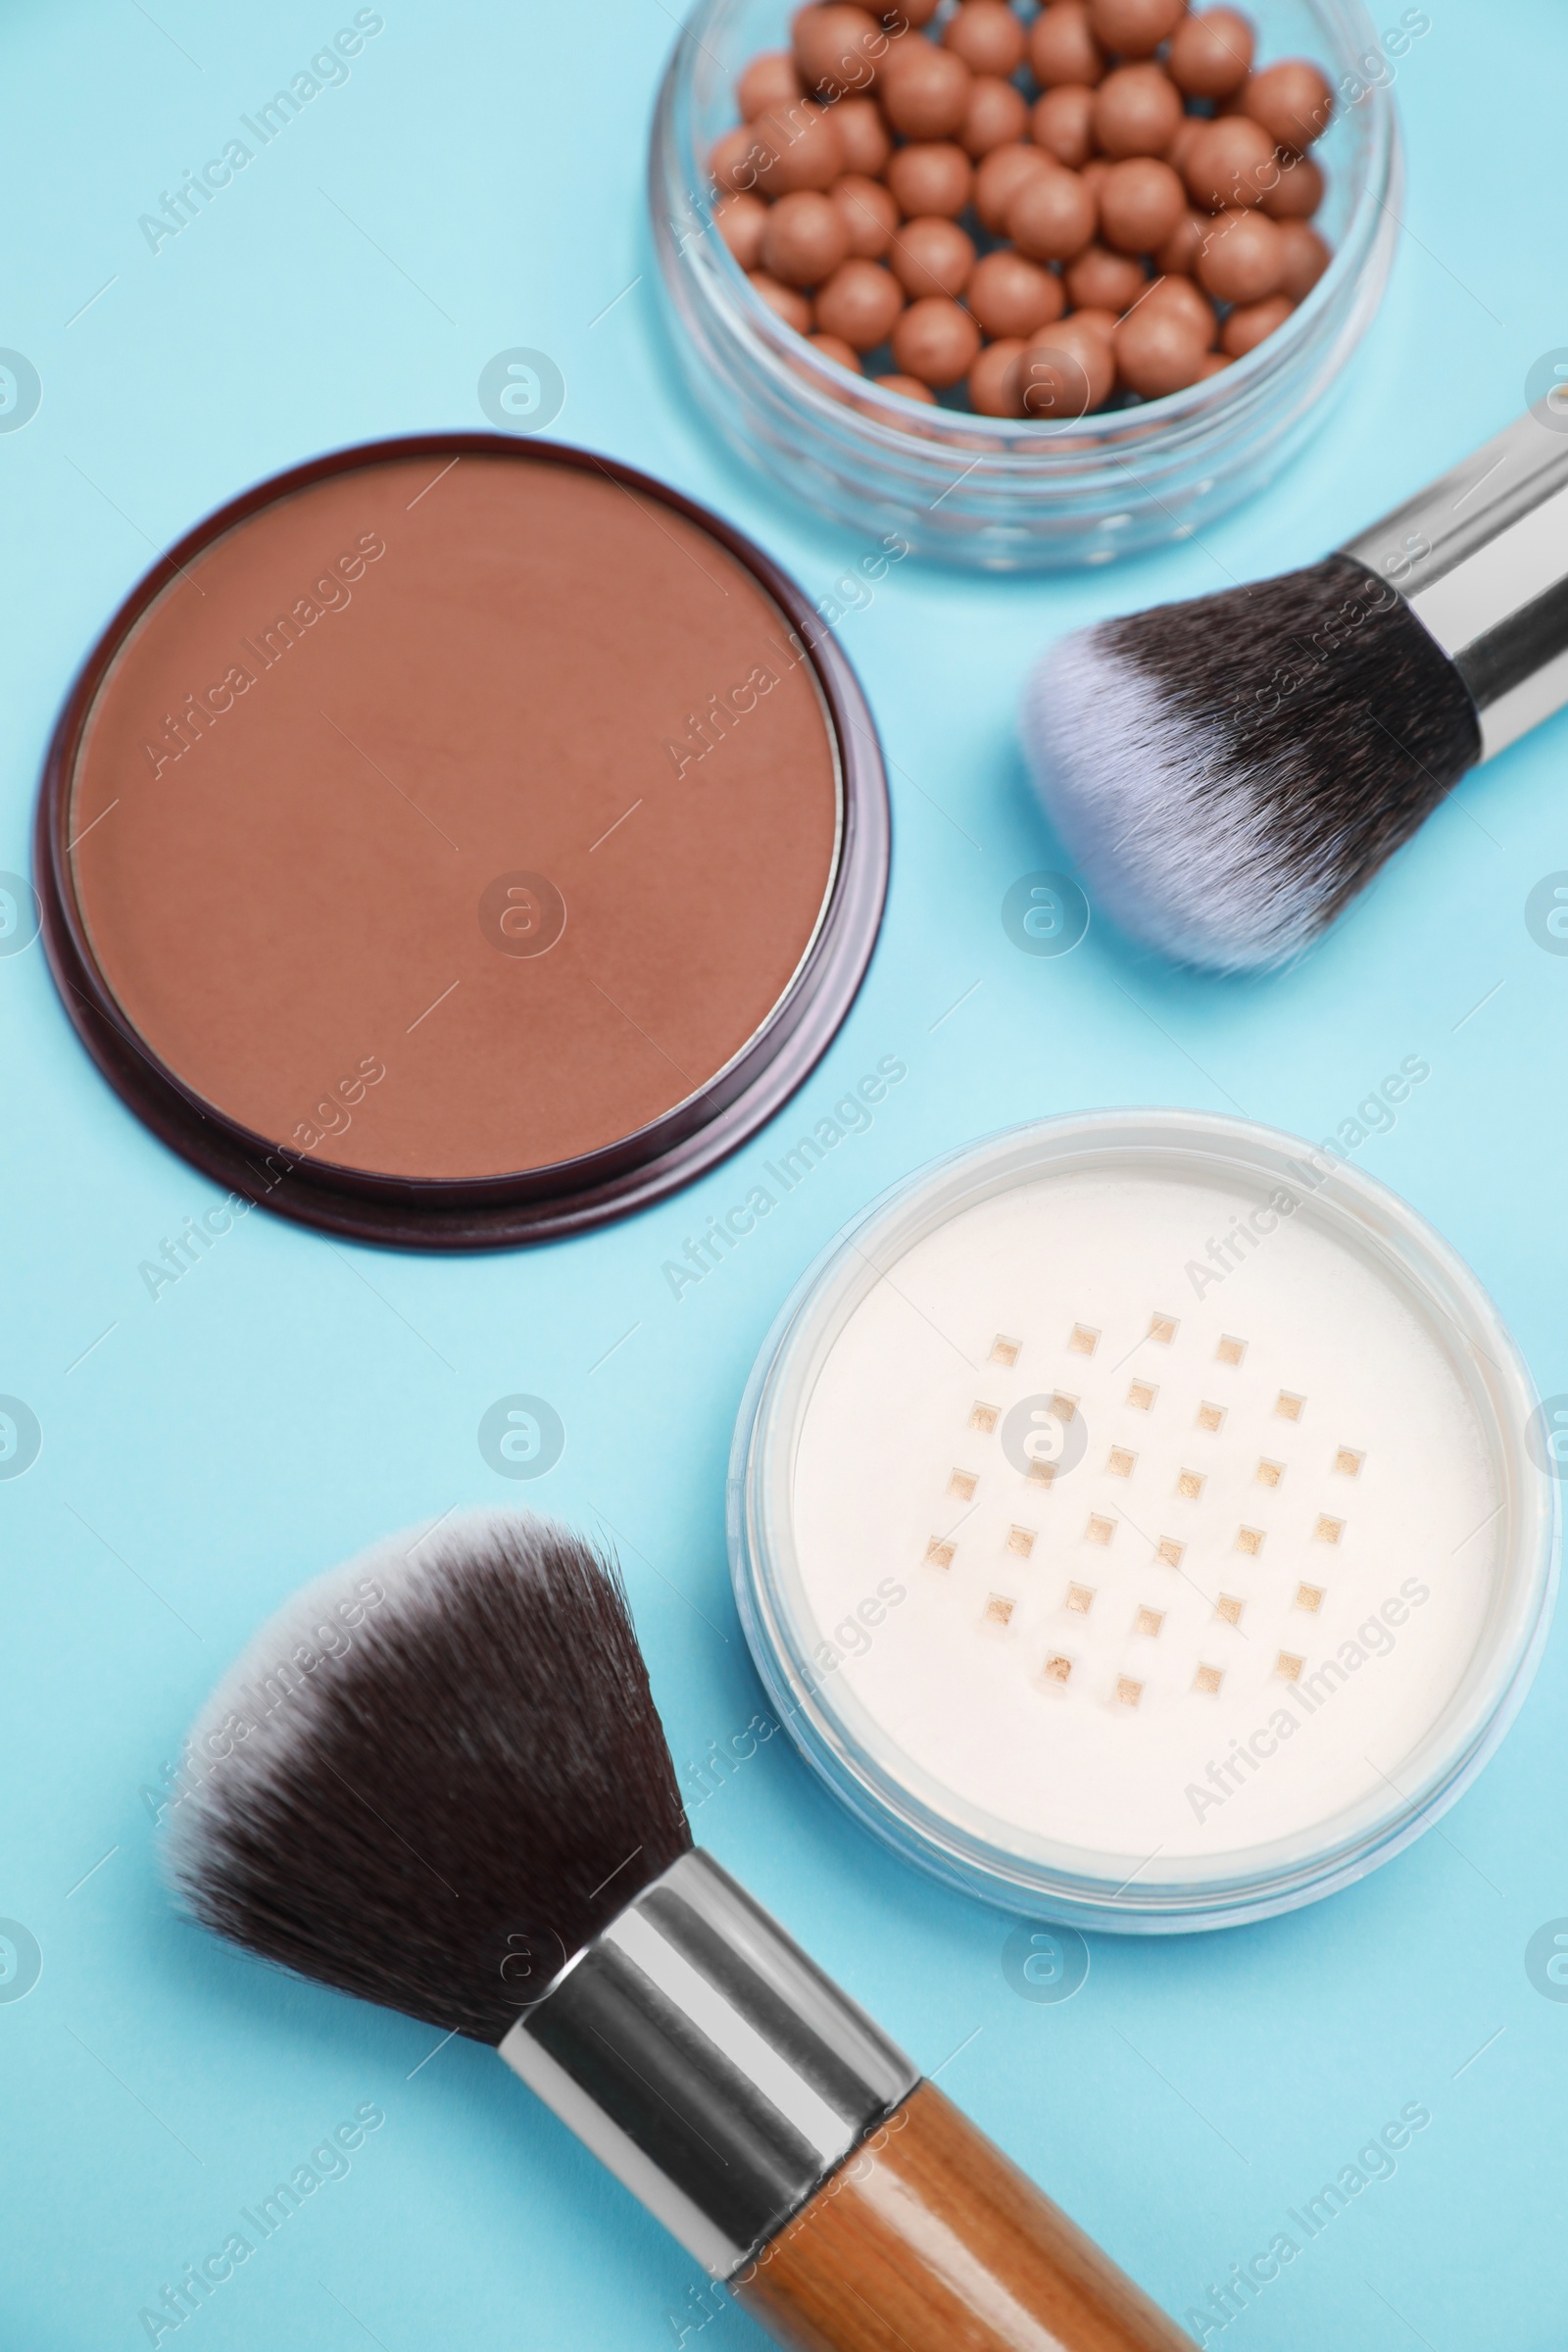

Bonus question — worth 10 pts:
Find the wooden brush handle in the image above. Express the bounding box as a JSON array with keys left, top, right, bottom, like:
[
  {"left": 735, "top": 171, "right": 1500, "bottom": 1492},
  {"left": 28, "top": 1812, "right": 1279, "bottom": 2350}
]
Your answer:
[{"left": 734, "top": 2082, "right": 1188, "bottom": 2352}]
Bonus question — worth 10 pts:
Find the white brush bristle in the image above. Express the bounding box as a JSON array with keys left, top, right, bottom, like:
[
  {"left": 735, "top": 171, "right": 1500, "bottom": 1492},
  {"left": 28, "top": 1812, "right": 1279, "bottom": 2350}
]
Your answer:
[
  {"left": 169, "top": 1507, "right": 517, "bottom": 1856},
  {"left": 1018, "top": 556, "right": 1483, "bottom": 974},
  {"left": 164, "top": 1506, "right": 691, "bottom": 2040},
  {"left": 1021, "top": 627, "right": 1330, "bottom": 973}
]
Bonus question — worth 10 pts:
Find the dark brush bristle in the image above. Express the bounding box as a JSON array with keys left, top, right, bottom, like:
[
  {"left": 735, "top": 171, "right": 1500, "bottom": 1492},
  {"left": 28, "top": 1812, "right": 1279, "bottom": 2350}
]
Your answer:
[
  {"left": 167, "top": 1510, "right": 691, "bottom": 2043},
  {"left": 1022, "top": 553, "right": 1483, "bottom": 971}
]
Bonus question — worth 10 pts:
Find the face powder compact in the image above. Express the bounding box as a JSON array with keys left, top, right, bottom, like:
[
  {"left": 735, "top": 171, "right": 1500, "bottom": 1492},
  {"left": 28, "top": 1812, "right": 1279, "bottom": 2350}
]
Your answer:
[
  {"left": 37, "top": 435, "right": 887, "bottom": 1247},
  {"left": 730, "top": 1110, "right": 1556, "bottom": 1932}
]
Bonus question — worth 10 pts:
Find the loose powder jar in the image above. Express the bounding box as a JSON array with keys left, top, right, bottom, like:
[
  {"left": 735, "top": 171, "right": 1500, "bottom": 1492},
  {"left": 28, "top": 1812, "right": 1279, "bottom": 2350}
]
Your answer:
[
  {"left": 730, "top": 1112, "right": 1556, "bottom": 1930},
  {"left": 38, "top": 435, "right": 887, "bottom": 1246}
]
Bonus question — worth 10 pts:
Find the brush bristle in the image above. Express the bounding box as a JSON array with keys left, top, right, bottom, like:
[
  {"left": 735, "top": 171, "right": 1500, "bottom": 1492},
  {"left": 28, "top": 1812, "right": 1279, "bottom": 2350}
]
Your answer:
[
  {"left": 166, "top": 1509, "right": 691, "bottom": 2043},
  {"left": 1022, "top": 553, "right": 1482, "bottom": 972}
]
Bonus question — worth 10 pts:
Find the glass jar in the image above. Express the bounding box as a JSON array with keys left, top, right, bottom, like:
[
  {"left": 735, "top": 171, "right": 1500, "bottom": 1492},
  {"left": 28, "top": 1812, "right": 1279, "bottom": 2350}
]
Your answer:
[{"left": 651, "top": 0, "right": 1399, "bottom": 567}]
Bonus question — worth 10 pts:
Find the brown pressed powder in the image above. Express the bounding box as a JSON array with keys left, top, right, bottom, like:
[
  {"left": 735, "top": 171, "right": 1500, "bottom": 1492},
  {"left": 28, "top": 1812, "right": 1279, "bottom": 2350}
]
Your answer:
[{"left": 52, "top": 442, "right": 866, "bottom": 1222}]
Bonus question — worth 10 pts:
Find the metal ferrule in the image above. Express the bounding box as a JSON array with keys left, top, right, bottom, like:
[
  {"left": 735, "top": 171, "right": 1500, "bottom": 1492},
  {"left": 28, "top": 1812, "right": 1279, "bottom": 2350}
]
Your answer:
[
  {"left": 1343, "top": 407, "right": 1568, "bottom": 763},
  {"left": 497, "top": 1849, "right": 918, "bottom": 2278}
]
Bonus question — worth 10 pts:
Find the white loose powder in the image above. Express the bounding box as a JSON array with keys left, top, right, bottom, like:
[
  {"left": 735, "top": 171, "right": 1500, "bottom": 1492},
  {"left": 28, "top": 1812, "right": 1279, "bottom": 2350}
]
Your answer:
[{"left": 790, "top": 1166, "right": 1498, "bottom": 1863}]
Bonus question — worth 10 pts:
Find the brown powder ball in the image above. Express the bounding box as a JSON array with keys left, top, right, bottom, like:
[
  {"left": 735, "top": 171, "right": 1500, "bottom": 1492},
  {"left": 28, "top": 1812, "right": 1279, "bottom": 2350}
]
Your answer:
[
  {"left": 738, "top": 49, "right": 802, "bottom": 117},
  {"left": 969, "top": 338, "right": 1027, "bottom": 417},
  {"left": 889, "top": 214, "right": 978, "bottom": 299},
  {"left": 961, "top": 74, "right": 1031, "bottom": 156},
  {"left": 1182, "top": 114, "right": 1277, "bottom": 208},
  {"left": 1099, "top": 156, "right": 1186, "bottom": 255},
  {"left": 887, "top": 141, "right": 975, "bottom": 218},
  {"left": 724, "top": 11, "right": 1336, "bottom": 416},
  {"left": 1154, "top": 207, "right": 1207, "bottom": 274},
  {"left": 1164, "top": 115, "right": 1204, "bottom": 178},
  {"left": 1028, "top": 3, "right": 1105, "bottom": 89},
  {"left": 714, "top": 190, "right": 768, "bottom": 270},
  {"left": 809, "top": 330, "right": 864, "bottom": 371},
  {"left": 1113, "top": 302, "right": 1210, "bottom": 396},
  {"left": 1088, "top": 0, "right": 1186, "bottom": 59},
  {"left": 1141, "top": 271, "right": 1218, "bottom": 343},
  {"left": 710, "top": 124, "right": 767, "bottom": 195},
  {"left": 1220, "top": 292, "right": 1295, "bottom": 356},
  {"left": 793, "top": 5, "right": 888, "bottom": 101},
  {"left": 1007, "top": 166, "right": 1098, "bottom": 262},
  {"left": 753, "top": 101, "right": 846, "bottom": 195},
  {"left": 1018, "top": 317, "right": 1115, "bottom": 417},
  {"left": 892, "top": 295, "right": 982, "bottom": 385},
  {"left": 1196, "top": 207, "right": 1284, "bottom": 304},
  {"left": 1275, "top": 220, "right": 1331, "bottom": 301},
  {"left": 1064, "top": 241, "right": 1147, "bottom": 309},
  {"left": 874, "top": 372, "right": 939, "bottom": 403},
  {"left": 814, "top": 256, "right": 906, "bottom": 348},
  {"left": 832, "top": 172, "right": 900, "bottom": 257},
  {"left": 761, "top": 188, "right": 852, "bottom": 287},
  {"left": 1093, "top": 64, "right": 1184, "bottom": 161},
  {"left": 1032, "top": 84, "right": 1097, "bottom": 169},
  {"left": 880, "top": 42, "right": 973, "bottom": 138},
  {"left": 1167, "top": 9, "right": 1253, "bottom": 99},
  {"left": 1069, "top": 304, "right": 1121, "bottom": 340},
  {"left": 943, "top": 0, "right": 1027, "bottom": 77},
  {"left": 834, "top": 94, "right": 894, "bottom": 175},
  {"left": 1261, "top": 155, "right": 1324, "bottom": 220},
  {"left": 967, "top": 248, "right": 1066, "bottom": 339},
  {"left": 748, "top": 270, "right": 815, "bottom": 333},
  {"left": 975, "top": 141, "right": 1054, "bottom": 231},
  {"left": 1245, "top": 60, "right": 1334, "bottom": 151}
]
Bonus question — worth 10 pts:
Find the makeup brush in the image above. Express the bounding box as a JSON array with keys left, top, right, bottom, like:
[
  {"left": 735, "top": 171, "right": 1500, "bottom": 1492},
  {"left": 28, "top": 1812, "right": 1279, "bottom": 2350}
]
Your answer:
[
  {"left": 168, "top": 1508, "right": 1189, "bottom": 2352},
  {"left": 1022, "top": 407, "right": 1568, "bottom": 971}
]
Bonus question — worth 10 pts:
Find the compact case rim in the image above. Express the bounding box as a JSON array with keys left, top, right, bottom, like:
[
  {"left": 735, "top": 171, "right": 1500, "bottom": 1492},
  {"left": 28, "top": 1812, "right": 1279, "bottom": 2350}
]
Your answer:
[
  {"left": 36, "top": 431, "right": 889, "bottom": 1251},
  {"left": 728, "top": 1109, "right": 1558, "bottom": 1935}
]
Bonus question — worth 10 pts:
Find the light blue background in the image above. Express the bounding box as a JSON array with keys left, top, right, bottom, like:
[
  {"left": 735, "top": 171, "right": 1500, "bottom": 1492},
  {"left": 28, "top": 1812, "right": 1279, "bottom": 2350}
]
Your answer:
[{"left": 2, "top": 3, "right": 1565, "bottom": 2346}]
